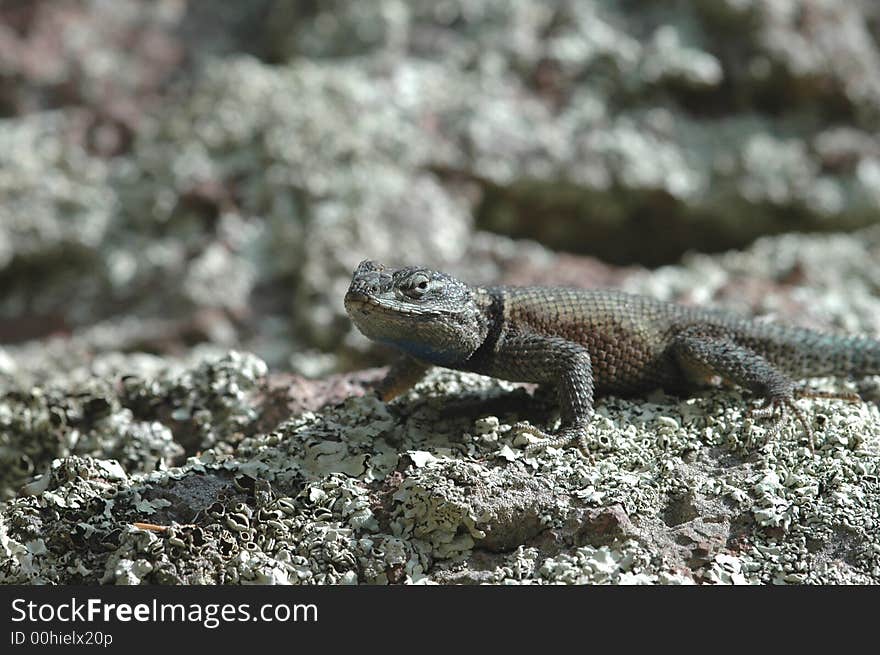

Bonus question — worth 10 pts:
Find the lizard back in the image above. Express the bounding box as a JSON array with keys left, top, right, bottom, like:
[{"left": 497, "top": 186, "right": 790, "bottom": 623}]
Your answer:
[{"left": 480, "top": 286, "right": 880, "bottom": 394}]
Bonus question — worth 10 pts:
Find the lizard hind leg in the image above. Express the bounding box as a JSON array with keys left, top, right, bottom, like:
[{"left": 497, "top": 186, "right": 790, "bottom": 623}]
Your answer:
[{"left": 672, "top": 332, "right": 818, "bottom": 448}]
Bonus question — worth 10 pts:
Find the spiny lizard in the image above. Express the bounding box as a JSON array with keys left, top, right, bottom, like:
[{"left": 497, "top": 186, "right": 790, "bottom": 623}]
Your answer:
[{"left": 344, "top": 259, "right": 880, "bottom": 454}]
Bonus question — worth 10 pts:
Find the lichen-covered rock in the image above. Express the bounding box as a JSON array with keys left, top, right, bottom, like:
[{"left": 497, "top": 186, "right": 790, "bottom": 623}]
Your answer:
[
  {"left": 0, "top": 350, "right": 267, "bottom": 500},
  {"left": 264, "top": 0, "right": 880, "bottom": 264},
  {"left": 4, "top": 353, "right": 878, "bottom": 584},
  {"left": 3, "top": 229, "right": 880, "bottom": 585}
]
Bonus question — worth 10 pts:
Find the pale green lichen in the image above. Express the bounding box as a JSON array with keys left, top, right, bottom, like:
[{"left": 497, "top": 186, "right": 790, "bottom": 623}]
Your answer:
[
  {"left": 391, "top": 461, "right": 487, "bottom": 559},
  {"left": 2, "top": 346, "right": 880, "bottom": 584}
]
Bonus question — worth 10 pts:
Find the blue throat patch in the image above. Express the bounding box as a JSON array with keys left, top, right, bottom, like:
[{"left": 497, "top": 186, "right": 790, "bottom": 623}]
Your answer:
[{"left": 380, "top": 337, "right": 460, "bottom": 367}]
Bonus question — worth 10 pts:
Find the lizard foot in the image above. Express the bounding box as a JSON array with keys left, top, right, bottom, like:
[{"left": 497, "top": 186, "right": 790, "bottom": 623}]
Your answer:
[
  {"left": 514, "top": 422, "right": 593, "bottom": 460},
  {"left": 746, "top": 396, "right": 814, "bottom": 448},
  {"left": 747, "top": 387, "right": 862, "bottom": 448}
]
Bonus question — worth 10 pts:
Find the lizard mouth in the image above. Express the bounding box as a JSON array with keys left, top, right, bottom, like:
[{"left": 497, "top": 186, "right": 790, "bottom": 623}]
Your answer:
[
  {"left": 344, "top": 291, "right": 439, "bottom": 319},
  {"left": 343, "top": 290, "right": 370, "bottom": 307}
]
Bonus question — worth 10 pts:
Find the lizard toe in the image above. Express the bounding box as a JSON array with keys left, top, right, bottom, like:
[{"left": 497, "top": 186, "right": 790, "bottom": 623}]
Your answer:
[
  {"left": 794, "top": 386, "right": 861, "bottom": 403},
  {"left": 517, "top": 422, "right": 588, "bottom": 456},
  {"left": 746, "top": 396, "right": 816, "bottom": 448}
]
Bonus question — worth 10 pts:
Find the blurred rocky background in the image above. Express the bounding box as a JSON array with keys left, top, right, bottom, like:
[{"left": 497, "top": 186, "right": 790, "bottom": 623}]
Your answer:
[
  {"left": 2, "top": 0, "right": 880, "bottom": 584},
  {"left": 3, "top": 0, "right": 880, "bottom": 377}
]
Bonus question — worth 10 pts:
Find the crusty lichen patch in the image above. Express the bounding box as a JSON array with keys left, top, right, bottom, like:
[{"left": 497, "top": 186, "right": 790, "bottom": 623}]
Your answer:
[
  {"left": 0, "top": 350, "right": 269, "bottom": 502},
  {"left": 2, "top": 345, "right": 879, "bottom": 584}
]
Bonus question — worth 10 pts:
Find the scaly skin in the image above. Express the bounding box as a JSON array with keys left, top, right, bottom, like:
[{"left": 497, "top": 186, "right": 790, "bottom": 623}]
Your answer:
[{"left": 344, "top": 260, "right": 879, "bottom": 454}]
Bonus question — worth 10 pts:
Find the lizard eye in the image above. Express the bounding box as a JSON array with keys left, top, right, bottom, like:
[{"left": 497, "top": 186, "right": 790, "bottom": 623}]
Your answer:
[{"left": 402, "top": 274, "right": 431, "bottom": 298}]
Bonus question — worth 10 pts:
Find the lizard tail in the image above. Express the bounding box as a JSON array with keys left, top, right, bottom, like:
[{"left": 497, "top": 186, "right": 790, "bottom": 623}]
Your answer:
[
  {"left": 783, "top": 330, "right": 880, "bottom": 378},
  {"left": 745, "top": 321, "right": 880, "bottom": 379},
  {"left": 837, "top": 334, "right": 880, "bottom": 377}
]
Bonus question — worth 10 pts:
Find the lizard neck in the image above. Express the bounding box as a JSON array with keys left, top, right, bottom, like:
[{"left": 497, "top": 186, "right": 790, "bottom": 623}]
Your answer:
[{"left": 461, "top": 287, "right": 504, "bottom": 367}]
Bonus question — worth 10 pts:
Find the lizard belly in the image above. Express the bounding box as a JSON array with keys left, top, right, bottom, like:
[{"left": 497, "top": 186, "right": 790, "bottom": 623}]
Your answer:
[
  {"left": 461, "top": 325, "right": 681, "bottom": 394},
  {"left": 581, "top": 329, "right": 676, "bottom": 394}
]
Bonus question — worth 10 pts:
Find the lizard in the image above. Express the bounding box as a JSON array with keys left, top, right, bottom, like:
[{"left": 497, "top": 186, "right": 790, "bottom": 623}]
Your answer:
[{"left": 343, "top": 259, "right": 880, "bottom": 454}]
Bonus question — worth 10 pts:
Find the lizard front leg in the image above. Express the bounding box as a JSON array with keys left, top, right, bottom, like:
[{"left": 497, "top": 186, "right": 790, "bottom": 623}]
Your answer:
[
  {"left": 375, "top": 355, "right": 432, "bottom": 402},
  {"left": 480, "top": 333, "right": 595, "bottom": 455}
]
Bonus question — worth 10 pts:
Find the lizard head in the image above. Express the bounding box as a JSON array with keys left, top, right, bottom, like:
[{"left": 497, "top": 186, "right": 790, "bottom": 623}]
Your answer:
[{"left": 344, "top": 260, "right": 489, "bottom": 366}]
